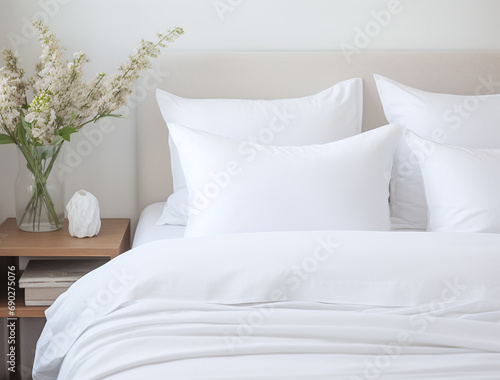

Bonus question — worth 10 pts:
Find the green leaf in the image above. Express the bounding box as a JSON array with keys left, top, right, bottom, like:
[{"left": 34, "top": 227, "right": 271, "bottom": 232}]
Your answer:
[
  {"left": 17, "top": 122, "right": 27, "bottom": 146},
  {"left": 57, "top": 126, "right": 78, "bottom": 142},
  {"left": 0, "top": 133, "right": 15, "bottom": 144},
  {"left": 50, "top": 135, "right": 64, "bottom": 146},
  {"left": 20, "top": 115, "right": 34, "bottom": 141}
]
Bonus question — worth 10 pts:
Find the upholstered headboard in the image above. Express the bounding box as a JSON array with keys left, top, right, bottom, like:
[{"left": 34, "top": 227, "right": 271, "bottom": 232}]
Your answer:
[{"left": 137, "top": 52, "right": 500, "bottom": 212}]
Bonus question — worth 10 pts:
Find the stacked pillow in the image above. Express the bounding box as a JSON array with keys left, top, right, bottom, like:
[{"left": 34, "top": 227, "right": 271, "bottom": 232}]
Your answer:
[
  {"left": 156, "top": 79, "right": 363, "bottom": 226},
  {"left": 375, "top": 75, "right": 500, "bottom": 231},
  {"left": 405, "top": 130, "right": 500, "bottom": 233},
  {"left": 169, "top": 123, "right": 402, "bottom": 237},
  {"left": 156, "top": 75, "right": 500, "bottom": 236}
]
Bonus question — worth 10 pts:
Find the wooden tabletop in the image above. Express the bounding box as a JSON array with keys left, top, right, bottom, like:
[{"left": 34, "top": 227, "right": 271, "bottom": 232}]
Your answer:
[{"left": 0, "top": 218, "right": 131, "bottom": 258}]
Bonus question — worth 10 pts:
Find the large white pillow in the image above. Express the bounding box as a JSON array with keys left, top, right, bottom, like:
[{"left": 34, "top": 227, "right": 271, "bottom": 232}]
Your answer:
[
  {"left": 156, "top": 78, "right": 363, "bottom": 225},
  {"left": 374, "top": 74, "right": 500, "bottom": 230},
  {"left": 168, "top": 123, "right": 403, "bottom": 238},
  {"left": 406, "top": 130, "right": 500, "bottom": 233}
]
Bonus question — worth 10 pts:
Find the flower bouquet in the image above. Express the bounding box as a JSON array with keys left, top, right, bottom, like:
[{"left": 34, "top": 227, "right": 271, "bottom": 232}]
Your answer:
[{"left": 0, "top": 21, "right": 183, "bottom": 232}]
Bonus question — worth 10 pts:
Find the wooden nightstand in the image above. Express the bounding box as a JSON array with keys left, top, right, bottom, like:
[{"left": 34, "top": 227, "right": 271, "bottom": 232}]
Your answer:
[
  {"left": 0, "top": 218, "right": 130, "bottom": 318},
  {"left": 0, "top": 218, "right": 130, "bottom": 380}
]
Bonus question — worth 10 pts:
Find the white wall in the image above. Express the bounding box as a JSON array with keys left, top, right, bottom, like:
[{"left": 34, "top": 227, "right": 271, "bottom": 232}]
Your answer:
[
  {"left": 1, "top": 0, "right": 500, "bottom": 231},
  {"left": 1, "top": 1, "right": 500, "bottom": 378}
]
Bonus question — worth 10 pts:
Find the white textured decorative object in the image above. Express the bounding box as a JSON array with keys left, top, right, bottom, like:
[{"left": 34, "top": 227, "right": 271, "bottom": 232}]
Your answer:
[{"left": 66, "top": 190, "right": 101, "bottom": 238}]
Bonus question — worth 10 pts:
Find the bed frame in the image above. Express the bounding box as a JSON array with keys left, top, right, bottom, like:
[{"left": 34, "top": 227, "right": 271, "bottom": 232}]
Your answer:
[{"left": 137, "top": 52, "right": 500, "bottom": 212}]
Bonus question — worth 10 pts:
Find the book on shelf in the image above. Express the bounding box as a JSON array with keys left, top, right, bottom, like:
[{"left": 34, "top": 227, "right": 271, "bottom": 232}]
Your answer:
[
  {"left": 23, "top": 287, "right": 69, "bottom": 306},
  {"left": 19, "top": 259, "right": 108, "bottom": 306}
]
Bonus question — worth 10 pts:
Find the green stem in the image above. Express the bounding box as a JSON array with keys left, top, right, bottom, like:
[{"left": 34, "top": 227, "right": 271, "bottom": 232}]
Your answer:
[
  {"left": 85, "top": 74, "right": 105, "bottom": 101},
  {"left": 17, "top": 144, "right": 63, "bottom": 230},
  {"left": 75, "top": 113, "right": 104, "bottom": 130}
]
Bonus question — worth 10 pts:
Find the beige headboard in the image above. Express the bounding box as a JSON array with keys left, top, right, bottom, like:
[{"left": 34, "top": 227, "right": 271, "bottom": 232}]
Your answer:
[{"left": 137, "top": 51, "right": 500, "bottom": 212}]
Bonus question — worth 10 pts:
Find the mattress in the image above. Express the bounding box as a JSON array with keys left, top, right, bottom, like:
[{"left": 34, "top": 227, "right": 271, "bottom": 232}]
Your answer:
[
  {"left": 132, "top": 202, "right": 185, "bottom": 248},
  {"left": 132, "top": 202, "right": 421, "bottom": 251}
]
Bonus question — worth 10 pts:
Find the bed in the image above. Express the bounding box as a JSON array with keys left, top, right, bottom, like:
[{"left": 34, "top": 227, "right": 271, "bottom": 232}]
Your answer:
[
  {"left": 33, "top": 52, "right": 500, "bottom": 379},
  {"left": 132, "top": 202, "right": 184, "bottom": 248}
]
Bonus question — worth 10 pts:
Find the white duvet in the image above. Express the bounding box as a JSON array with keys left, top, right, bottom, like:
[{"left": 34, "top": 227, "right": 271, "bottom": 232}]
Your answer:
[{"left": 33, "top": 230, "right": 500, "bottom": 380}]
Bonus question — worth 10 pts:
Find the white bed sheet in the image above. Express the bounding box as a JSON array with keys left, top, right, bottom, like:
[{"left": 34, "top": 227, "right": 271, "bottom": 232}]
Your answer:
[
  {"left": 33, "top": 230, "right": 500, "bottom": 380},
  {"left": 133, "top": 202, "right": 422, "bottom": 249},
  {"left": 132, "top": 202, "right": 185, "bottom": 248}
]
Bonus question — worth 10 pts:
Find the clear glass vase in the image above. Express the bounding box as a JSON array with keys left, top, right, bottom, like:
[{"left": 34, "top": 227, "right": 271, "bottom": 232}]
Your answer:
[{"left": 15, "top": 145, "right": 65, "bottom": 232}]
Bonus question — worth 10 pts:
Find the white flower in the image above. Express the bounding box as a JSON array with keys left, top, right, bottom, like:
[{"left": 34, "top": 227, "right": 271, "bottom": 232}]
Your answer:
[
  {"left": 24, "top": 112, "right": 35, "bottom": 123},
  {"left": 1, "top": 21, "right": 183, "bottom": 146}
]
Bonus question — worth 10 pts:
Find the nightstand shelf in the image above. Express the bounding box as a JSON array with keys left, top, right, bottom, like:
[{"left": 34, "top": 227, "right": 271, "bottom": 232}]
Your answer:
[
  {"left": 0, "top": 218, "right": 130, "bottom": 318},
  {"left": 0, "top": 289, "right": 45, "bottom": 318}
]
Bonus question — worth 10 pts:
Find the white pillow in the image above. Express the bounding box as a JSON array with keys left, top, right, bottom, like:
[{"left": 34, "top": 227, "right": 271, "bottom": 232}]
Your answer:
[
  {"left": 156, "top": 78, "right": 363, "bottom": 225},
  {"left": 374, "top": 74, "right": 500, "bottom": 230},
  {"left": 168, "top": 123, "right": 403, "bottom": 238},
  {"left": 405, "top": 130, "right": 500, "bottom": 233}
]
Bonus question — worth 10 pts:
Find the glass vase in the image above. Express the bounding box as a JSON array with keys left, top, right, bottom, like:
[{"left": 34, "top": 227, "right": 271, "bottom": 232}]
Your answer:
[{"left": 15, "top": 145, "right": 65, "bottom": 232}]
